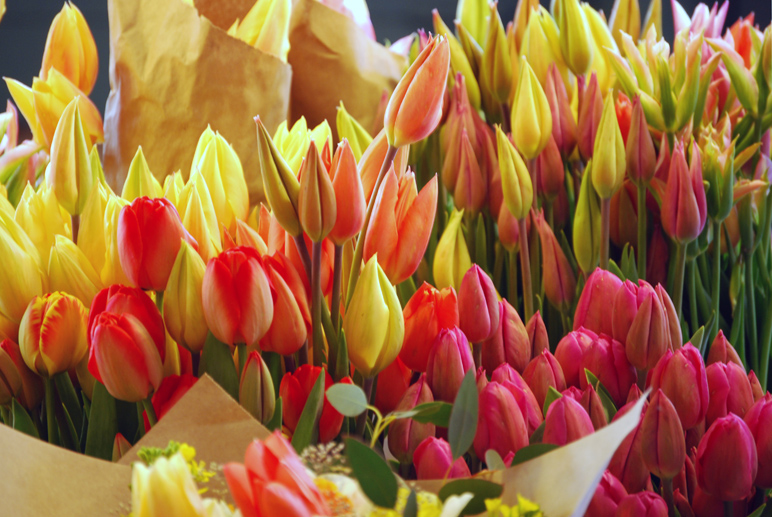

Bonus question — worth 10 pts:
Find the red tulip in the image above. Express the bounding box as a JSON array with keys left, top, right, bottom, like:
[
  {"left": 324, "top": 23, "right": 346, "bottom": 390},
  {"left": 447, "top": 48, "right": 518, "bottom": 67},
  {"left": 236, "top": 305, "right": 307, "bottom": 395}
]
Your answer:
[
  {"left": 481, "top": 299, "right": 530, "bottom": 374},
  {"left": 577, "top": 73, "right": 603, "bottom": 161},
  {"left": 641, "top": 390, "right": 686, "bottom": 479},
  {"left": 749, "top": 371, "right": 764, "bottom": 402},
  {"left": 280, "top": 366, "right": 350, "bottom": 443},
  {"left": 608, "top": 400, "right": 650, "bottom": 493},
  {"left": 474, "top": 381, "right": 529, "bottom": 459},
  {"left": 399, "top": 282, "right": 458, "bottom": 372},
  {"left": 625, "top": 95, "right": 657, "bottom": 185},
  {"left": 616, "top": 492, "right": 668, "bottom": 517},
  {"left": 544, "top": 64, "right": 576, "bottom": 159},
  {"left": 413, "top": 436, "right": 470, "bottom": 480},
  {"left": 555, "top": 328, "right": 597, "bottom": 388},
  {"left": 696, "top": 414, "right": 758, "bottom": 501},
  {"left": 647, "top": 226, "right": 670, "bottom": 288},
  {"left": 661, "top": 141, "right": 707, "bottom": 244},
  {"left": 118, "top": 196, "right": 197, "bottom": 290},
  {"left": 533, "top": 135, "right": 564, "bottom": 203},
  {"left": 143, "top": 374, "right": 197, "bottom": 431},
  {"left": 586, "top": 470, "right": 627, "bottom": 517},
  {"left": 573, "top": 268, "right": 623, "bottom": 336},
  {"left": 649, "top": 344, "right": 709, "bottom": 430},
  {"left": 706, "top": 330, "right": 743, "bottom": 367},
  {"left": 202, "top": 246, "right": 274, "bottom": 348},
  {"left": 705, "top": 361, "right": 754, "bottom": 427},
  {"left": 543, "top": 396, "right": 594, "bottom": 446},
  {"left": 579, "top": 334, "right": 636, "bottom": 408},
  {"left": 458, "top": 265, "right": 499, "bottom": 343},
  {"left": 523, "top": 349, "right": 566, "bottom": 408},
  {"left": 373, "top": 356, "right": 411, "bottom": 415},
  {"left": 525, "top": 311, "right": 549, "bottom": 359},
  {"left": 426, "top": 327, "right": 474, "bottom": 403},
  {"left": 389, "top": 375, "right": 436, "bottom": 464}
]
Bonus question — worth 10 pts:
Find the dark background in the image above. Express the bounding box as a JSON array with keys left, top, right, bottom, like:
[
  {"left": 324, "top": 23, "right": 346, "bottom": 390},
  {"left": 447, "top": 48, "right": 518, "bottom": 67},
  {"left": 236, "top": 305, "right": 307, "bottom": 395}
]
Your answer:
[{"left": 0, "top": 0, "right": 769, "bottom": 117}]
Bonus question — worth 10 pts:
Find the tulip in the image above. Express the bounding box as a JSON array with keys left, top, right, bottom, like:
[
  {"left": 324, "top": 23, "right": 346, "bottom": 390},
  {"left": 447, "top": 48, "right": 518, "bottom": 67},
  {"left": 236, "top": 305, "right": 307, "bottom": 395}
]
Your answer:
[
  {"left": 373, "top": 356, "right": 411, "bottom": 416},
  {"left": 433, "top": 209, "right": 471, "bottom": 290},
  {"left": 280, "top": 366, "right": 348, "bottom": 443},
  {"left": 177, "top": 171, "right": 221, "bottom": 263},
  {"left": 359, "top": 130, "right": 411, "bottom": 203},
  {"left": 696, "top": 414, "right": 757, "bottom": 501},
  {"left": 298, "top": 142, "right": 336, "bottom": 243},
  {"left": 520, "top": 8, "right": 566, "bottom": 88},
  {"left": 626, "top": 96, "right": 657, "bottom": 185},
  {"left": 555, "top": 0, "right": 593, "bottom": 75},
  {"left": 510, "top": 57, "right": 552, "bottom": 160},
  {"left": 452, "top": 129, "right": 486, "bottom": 216},
  {"left": 202, "top": 246, "right": 273, "bottom": 348},
  {"left": 271, "top": 118, "right": 308, "bottom": 175},
  {"left": 649, "top": 344, "right": 709, "bottom": 430},
  {"left": 14, "top": 183, "right": 72, "bottom": 263},
  {"left": 190, "top": 128, "right": 249, "bottom": 231},
  {"left": 525, "top": 311, "right": 549, "bottom": 359},
  {"left": 0, "top": 339, "right": 43, "bottom": 409},
  {"left": 132, "top": 452, "right": 206, "bottom": 517},
  {"left": 426, "top": 327, "right": 474, "bottom": 403},
  {"left": 497, "top": 203, "right": 520, "bottom": 252},
  {"left": 432, "top": 13, "right": 481, "bottom": 110},
  {"left": 389, "top": 375, "right": 436, "bottom": 464},
  {"left": 414, "top": 436, "right": 470, "bottom": 480},
  {"left": 573, "top": 268, "right": 623, "bottom": 336},
  {"left": 142, "top": 374, "right": 197, "bottom": 431},
  {"left": 441, "top": 75, "right": 479, "bottom": 194},
  {"left": 223, "top": 431, "right": 330, "bottom": 516},
  {"left": 533, "top": 135, "right": 564, "bottom": 204},
  {"left": 458, "top": 265, "right": 499, "bottom": 344},
  {"left": 101, "top": 196, "right": 133, "bottom": 286},
  {"left": 612, "top": 280, "right": 668, "bottom": 370},
  {"left": 641, "top": 390, "right": 686, "bottom": 480},
  {"left": 239, "top": 351, "right": 274, "bottom": 424},
  {"left": 118, "top": 196, "right": 197, "bottom": 291},
  {"left": 705, "top": 361, "right": 754, "bottom": 427},
  {"left": 741, "top": 395, "right": 772, "bottom": 488},
  {"left": 581, "top": 384, "right": 609, "bottom": 429},
  {"left": 228, "top": 0, "right": 291, "bottom": 60},
  {"left": 364, "top": 169, "right": 437, "bottom": 285},
  {"left": 482, "top": 300, "right": 530, "bottom": 374},
  {"left": 608, "top": 181, "right": 638, "bottom": 250},
  {"left": 646, "top": 225, "right": 669, "bottom": 287},
  {"left": 481, "top": 2, "right": 512, "bottom": 105},
  {"left": 328, "top": 140, "right": 364, "bottom": 246},
  {"left": 587, "top": 470, "right": 628, "bottom": 517},
  {"left": 543, "top": 396, "right": 594, "bottom": 446},
  {"left": 76, "top": 183, "right": 110, "bottom": 273},
  {"left": 609, "top": 400, "right": 650, "bottom": 493},
  {"left": 749, "top": 371, "right": 764, "bottom": 402},
  {"left": 577, "top": 74, "right": 603, "bottom": 161},
  {"left": 707, "top": 330, "right": 743, "bottom": 367},
  {"left": 474, "top": 382, "right": 529, "bottom": 460},
  {"left": 335, "top": 102, "right": 372, "bottom": 162},
  {"left": 534, "top": 210, "right": 576, "bottom": 310},
  {"left": 573, "top": 165, "right": 602, "bottom": 274},
  {"left": 523, "top": 349, "right": 566, "bottom": 408},
  {"left": 113, "top": 433, "right": 132, "bottom": 463},
  {"left": 255, "top": 116, "right": 301, "bottom": 237},
  {"left": 655, "top": 284, "right": 682, "bottom": 350},
  {"left": 40, "top": 3, "right": 98, "bottom": 94},
  {"left": 579, "top": 334, "right": 636, "bottom": 408},
  {"left": 260, "top": 254, "right": 308, "bottom": 357},
  {"left": 616, "top": 493, "right": 668, "bottom": 517},
  {"left": 555, "top": 328, "right": 597, "bottom": 387},
  {"left": 399, "top": 282, "right": 459, "bottom": 372},
  {"left": 45, "top": 98, "right": 94, "bottom": 215},
  {"left": 496, "top": 125, "right": 533, "bottom": 221},
  {"left": 503, "top": 379, "right": 544, "bottom": 436},
  {"left": 120, "top": 147, "right": 162, "bottom": 201},
  {"left": 162, "top": 171, "right": 185, "bottom": 209},
  {"left": 544, "top": 65, "right": 576, "bottom": 158},
  {"left": 592, "top": 95, "right": 626, "bottom": 201},
  {"left": 163, "top": 241, "right": 208, "bottom": 354},
  {"left": 88, "top": 285, "right": 166, "bottom": 352},
  {"left": 48, "top": 234, "right": 102, "bottom": 306},
  {"left": 662, "top": 142, "right": 707, "bottom": 244},
  {"left": 385, "top": 35, "right": 450, "bottom": 148}
]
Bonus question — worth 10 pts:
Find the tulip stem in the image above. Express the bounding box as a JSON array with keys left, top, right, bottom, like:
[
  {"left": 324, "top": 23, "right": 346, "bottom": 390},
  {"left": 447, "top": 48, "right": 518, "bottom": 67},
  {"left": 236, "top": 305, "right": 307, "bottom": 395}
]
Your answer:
[
  {"left": 292, "top": 235, "right": 313, "bottom": 282},
  {"left": 661, "top": 477, "right": 676, "bottom": 517},
  {"left": 637, "top": 183, "right": 647, "bottom": 280},
  {"left": 311, "top": 241, "right": 324, "bottom": 368},
  {"left": 600, "top": 198, "right": 610, "bottom": 270},
  {"left": 298, "top": 340, "right": 309, "bottom": 366},
  {"left": 710, "top": 220, "right": 722, "bottom": 344},
  {"left": 44, "top": 378, "right": 58, "bottom": 445},
  {"left": 672, "top": 243, "right": 687, "bottom": 321},
  {"left": 723, "top": 501, "right": 733, "bottom": 517},
  {"left": 330, "top": 244, "right": 343, "bottom": 332},
  {"left": 154, "top": 290, "right": 164, "bottom": 314},
  {"left": 688, "top": 263, "right": 699, "bottom": 339},
  {"left": 356, "top": 377, "right": 374, "bottom": 437},
  {"left": 519, "top": 219, "right": 534, "bottom": 321},
  {"left": 142, "top": 397, "right": 157, "bottom": 428},
  {"left": 508, "top": 250, "right": 519, "bottom": 312},
  {"left": 346, "top": 145, "right": 399, "bottom": 308},
  {"left": 237, "top": 343, "right": 247, "bottom": 379}
]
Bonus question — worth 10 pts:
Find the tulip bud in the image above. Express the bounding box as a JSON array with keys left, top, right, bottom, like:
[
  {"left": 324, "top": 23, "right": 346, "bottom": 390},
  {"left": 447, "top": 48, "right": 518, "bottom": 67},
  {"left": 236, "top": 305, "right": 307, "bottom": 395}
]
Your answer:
[
  {"left": 45, "top": 98, "right": 95, "bottom": 215},
  {"left": 609, "top": 181, "right": 638, "bottom": 249},
  {"left": 335, "top": 102, "right": 372, "bottom": 162},
  {"left": 526, "top": 311, "right": 549, "bottom": 359},
  {"left": 359, "top": 130, "right": 411, "bottom": 204},
  {"left": 474, "top": 381, "right": 530, "bottom": 460},
  {"left": 280, "top": 366, "right": 349, "bottom": 443},
  {"left": 591, "top": 95, "right": 626, "bottom": 199},
  {"left": 15, "top": 183, "right": 72, "bottom": 263},
  {"left": 608, "top": 0, "right": 641, "bottom": 48},
  {"left": 574, "top": 269, "right": 623, "bottom": 336},
  {"left": 482, "top": 300, "right": 530, "bottom": 374},
  {"left": 48, "top": 234, "right": 102, "bottom": 306},
  {"left": 414, "top": 436, "right": 471, "bottom": 480},
  {"left": 609, "top": 400, "right": 650, "bottom": 493},
  {"left": 520, "top": 8, "right": 566, "bottom": 87},
  {"left": 176, "top": 172, "right": 222, "bottom": 263},
  {"left": 497, "top": 203, "right": 520, "bottom": 252},
  {"left": 511, "top": 57, "right": 552, "bottom": 160},
  {"left": 458, "top": 265, "right": 499, "bottom": 343},
  {"left": 612, "top": 280, "right": 669, "bottom": 370},
  {"left": 496, "top": 125, "right": 533, "bottom": 220},
  {"left": 617, "top": 492, "right": 668, "bottom": 517},
  {"left": 555, "top": 328, "right": 597, "bottom": 387},
  {"left": 40, "top": 3, "right": 98, "bottom": 94},
  {"left": 426, "top": 327, "right": 474, "bottom": 403},
  {"left": 328, "top": 140, "right": 364, "bottom": 246},
  {"left": 374, "top": 356, "right": 411, "bottom": 416},
  {"left": 641, "top": 390, "right": 686, "bottom": 479},
  {"left": 577, "top": 74, "right": 603, "bottom": 161},
  {"left": 297, "top": 142, "right": 336, "bottom": 242},
  {"left": 163, "top": 241, "right": 208, "bottom": 354},
  {"left": 433, "top": 209, "right": 472, "bottom": 290},
  {"left": 452, "top": 129, "right": 486, "bottom": 216},
  {"left": 587, "top": 470, "right": 628, "bottom": 516},
  {"left": 0, "top": 339, "right": 43, "bottom": 409},
  {"left": 705, "top": 361, "right": 754, "bottom": 427},
  {"left": 544, "top": 64, "right": 577, "bottom": 158},
  {"left": 573, "top": 164, "right": 601, "bottom": 273},
  {"left": 523, "top": 349, "right": 566, "bottom": 408},
  {"left": 650, "top": 344, "right": 709, "bottom": 430},
  {"left": 555, "top": 0, "right": 593, "bottom": 75},
  {"left": 535, "top": 210, "right": 576, "bottom": 309},
  {"left": 112, "top": 433, "right": 132, "bottom": 463},
  {"left": 344, "top": 255, "right": 404, "bottom": 377},
  {"left": 655, "top": 284, "right": 682, "bottom": 350},
  {"left": 131, "top": 449, "right": 208, "bottom": 515},
  {"left": 580, "top": 334, "right": 637, "bottom": 408},
  {"left": 696, "top": 414, "right": 758, "bottom": 501},
  {"left": 707, "top": 330, "right": 743, "bottom": 367},
  {"left": 120, "top": 147, "right": 162, "bottom": 201},
  {"left": 581, "top": 384, "right": 609, "bottom": 429},
  {"left": 661, "top": 142, "right": 707, "bottom": 244},
  {"left": 626, "top": 96, "right": 657, "bottom": 185},
  {"left": 533, "top": 136, "right": 563, "bottom": 204},
  {"left": 389, "top": 375, "right": 436, "bottom": 464},
  {"left": 543, "top": 396, "right": 594, "bottom": 446},
  {"left": 239, "top": 351, "right": 274, "bottom": 424},
  {"left": 399, "top": 283, "right": 458, "bottom": 373},
  {"left": 385, "top": 35, "right": 450, "bottom": 147},
  {"left": 260, "top": 254, "right": 309, "bottom": 357},
  {"left": 741, "top": 395, "right": 772, "bottom": 488},
  {"left": 432, "top": 11, "right": 481, "bottom": 110},
  {"left": 481, "top": 2, "right": 512, "bottom": 105},
  {"left": 749, "top": 372, "right": 764, "bottom": 403}
]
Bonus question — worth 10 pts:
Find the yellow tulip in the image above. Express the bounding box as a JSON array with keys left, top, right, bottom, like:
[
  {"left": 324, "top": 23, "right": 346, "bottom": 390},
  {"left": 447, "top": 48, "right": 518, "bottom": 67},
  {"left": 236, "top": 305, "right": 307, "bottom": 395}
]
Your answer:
[
  {"left": 0, "top": 185, "right": 13, "bottom": 217},
  {"left": 309, "top": 120, "right": 332, "bottom": 154},
  {"left": 77, "top": 183, "right": 110, "bottom": 274},
  {"left": 256, "top": 116, "right": 301, "bottom": 237},
  {"left": 583, "top": 4, "right": 619, "bottom": 93},
  {"left": 0, "top": 211, "right": 46, "bottom": 323},
  {"left": 433, "top": 10, "right": 482, "bottom": 110},
  {"left": 344, "top": 255, "right": 404, "bottom": 378},
  {"left": 573, "top": 162, "right": 601, "bottom": 273},
  {"left": 482, "top": 3, "right": 513, "bottom": 105},
  {"left": 89, "top": 145, "right": 110, "bottom": 190},
  {"left": 555, "top": 0, "right": 594, "bottom": 76},
  {"left": 162, "top": 171, "right": 186, "bottom": 210},
  {"left": 228, "top": 0, "right": 291, "bottom": 62},
  {"left": 510, "top": 57, "right": 552, "bottom": 160},
  {"left": 520, "top": 7, "right": 566, "bottom": 86},
  {"left": 336, "top": 101, "right": 373, "bottom": 162},
  {"left": 121, "top": 147, "right": 162, "bottom": 201},
  {"left": 433, "top": 209, "right": 472, "bottom": 290},
  {"left": 511, "top": 0, "right": 540, "bottom": 53},
  {"left": 642, "top": 0, "right": 662, "bottom": 39},
  {"left": 496, "top": 126, "right": 533, "bottom": 220},
  {"left": 609, "top": 0, "right": 641, "bottom": 49},
  {"left": 101, "top": 195, "right": 132, "bottom": 286},
  {"left": 15, "top": 183, "right": 72, "bottom": 262},
  {"left": 591, "top": 96, "right": 626, "bottom": 199},
  {"left": 131, "top": 452, "right": 205, "bottom": 517},
  {"left": 40, "top": 2, "right": 98, "bottom": 95},
  {"left": 273, "top": 118, "right": 311, "bottom": 175},
  {"left": 455, "top": 0, "right": 489, "bottom": 45},
  {"left": 48, "top": 234, "right": 102, "bottom": 307},
  {"left": 233, "top": 219, "right": 268, "bottom": 254},
  {"left": 46, "top": 98, "right": 94, "bottom": 215},
  {"left": 164, "top": 241, "right": 208, "bottom": 354},
  {"left": 178, "top": 172, "right": 221, "bottom": 263}
]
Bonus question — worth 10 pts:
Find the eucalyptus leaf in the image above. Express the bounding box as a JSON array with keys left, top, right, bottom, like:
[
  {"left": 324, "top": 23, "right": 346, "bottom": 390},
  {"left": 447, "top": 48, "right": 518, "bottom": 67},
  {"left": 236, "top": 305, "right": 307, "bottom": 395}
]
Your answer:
[
  {"left": 484, "top": 449, "right": 507, "bottom": 470},
  {"left": 448, "top": 369, "right": 478, "bottom": 460},
  {"left": 438, "top": 479, "right": 504, "bottom": 516},
  {"left": 291, "top": 369, "right": 325, "bottom": 453},
  {"left": 326, "top": 383, "right": 368, "bottom": 417},
  {"left": 390, "top": 401, "right": 453, "bottom": 427},
  {"left": 345, "top": 438, "right": 398, "bottom": 508},
  {"left": 403, "top": 490, "right": 418, "bottom": 517},
  {"left": 542, "top": 386, "right": 563, "bottom": 417}
]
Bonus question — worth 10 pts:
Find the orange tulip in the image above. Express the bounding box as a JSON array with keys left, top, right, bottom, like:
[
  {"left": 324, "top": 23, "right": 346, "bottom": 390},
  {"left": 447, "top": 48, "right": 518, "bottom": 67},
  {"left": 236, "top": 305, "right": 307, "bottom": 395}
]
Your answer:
[
  {"left": 399, "top": 282, "right": 459, "bottom": 372},
  {"left": 260, "top": 253, "right": 309, "bottom": 356},
  {"left": 359, "top": 129, "right": 410, "bottom": 203},
  {"left": 328, "top": 140, "right": 365, "bottom": 245},
  {"left": 364, "top": 169, "right": 438, "bottom": 285},
  {"left": 298, "top": 142, "right": 336, "bottom": 242},
  {"left": 40, "top": 2, "right": 98, "bottom": 95}
]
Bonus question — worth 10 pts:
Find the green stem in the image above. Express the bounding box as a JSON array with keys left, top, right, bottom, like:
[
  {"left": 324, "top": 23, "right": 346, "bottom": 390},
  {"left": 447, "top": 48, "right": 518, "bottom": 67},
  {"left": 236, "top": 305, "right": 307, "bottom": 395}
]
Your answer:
[
  {"left": 292, "top": 235, "right": 312, "bottom": 281},
  {"left": 600, "top": 197, "right": 611, "bottom": 270},
  {"left": 330, "top": 244, "right": 343, "bottom": 332},
  {"left": 661, "top": 477, "right": 676, "bottom": 517},
  {"left": 466, "top": 212, "right": 477, "bottom": 265},
  {"left": 142, "top": 397, "right": 157, "bottom": 428},
  {"left": 688, "top": 262, "right": 699, "bottom": 339},
  {"left": 746, "top": 249, "right": 759, "bottom": 372},
  {"left": 519, "top": 218, "right": 534, "bottom": 321},
  {"left": 346, "top": 145, "right": 399, "bottom": 307},
  {"left": 155, "top": 290, "right": 164, "bottom": 314},
  {"left": 710, "top": 220, "right": 722, "bottom": 343},
  {"left": 545, "top": 202, "right": 554, "bottom": 230},
  {"left": 311, "top": 241, "right": 324, "bottom": 367},
  {"left": 637, "top": 182, "right": 647, "bottom": 280},
  {"left": 759, "top": 294, "right": 772, "bottom": 389},
  {"left": 237, "top": 343, "right": 247, "bottom": 379},
  {"left": 44, "top": 378, "right": 57, "bottom": 445},
  {"left": 508, "top": 250, "right": 519, "bottom": 312},
  {"left": 356, "top": 377, "right": 374, "bottom": 437},
  {"left": 672, "top": 242, "right": 687, "bottom": 321}
]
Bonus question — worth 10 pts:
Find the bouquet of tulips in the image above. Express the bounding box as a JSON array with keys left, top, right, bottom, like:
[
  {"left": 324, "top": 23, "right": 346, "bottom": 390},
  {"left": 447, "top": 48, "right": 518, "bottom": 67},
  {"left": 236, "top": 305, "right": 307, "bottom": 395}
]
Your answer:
[{"left": 3, "top": 0, "right": 772, "bottom": 515}]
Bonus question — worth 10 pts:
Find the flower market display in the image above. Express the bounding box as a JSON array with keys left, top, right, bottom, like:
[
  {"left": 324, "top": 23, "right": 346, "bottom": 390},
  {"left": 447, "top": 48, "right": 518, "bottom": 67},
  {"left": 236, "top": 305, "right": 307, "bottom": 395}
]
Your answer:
[{"left": 2, "top": 0, "right": 772, "bottom": 514}]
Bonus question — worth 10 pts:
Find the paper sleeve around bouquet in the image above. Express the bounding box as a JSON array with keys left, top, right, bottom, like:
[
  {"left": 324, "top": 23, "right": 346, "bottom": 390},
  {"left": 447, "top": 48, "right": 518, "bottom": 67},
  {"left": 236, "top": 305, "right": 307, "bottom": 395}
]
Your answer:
[
  {"left": 102, "top": 0, "right": 292, "bottom": 203},
  {"left": 288, "top": 0, "right": 407, "bottom": 136}
]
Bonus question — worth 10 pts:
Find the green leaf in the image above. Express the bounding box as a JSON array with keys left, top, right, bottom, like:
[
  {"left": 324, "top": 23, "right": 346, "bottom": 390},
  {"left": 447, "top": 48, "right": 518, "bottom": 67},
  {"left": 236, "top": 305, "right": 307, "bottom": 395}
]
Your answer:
[
  {"left": 11, "top": 398, "right": 39, "bottom": 438},
  {"left": 85, "top": 382, "right": 118, "bottom": 460},
  {"left": 199, "top": 333, "right": 239, "bottom": 399},
  {"left": 326, "top": 383, "right": 368, "bottom": 417},
  {"left": 584, "top": 369, "right": 618, "bottom": 421},
  {"left": 542, "top": 386, "right": 563, "bottom": 417},
  {"left": 448, "top": 369, "right": 478, "bottom": 460},
  {"left": 57, "top": 403, "right": 81, "bottom": 453},
  {"left": 438, "top": 479, "right": 504, "bottom": 516},
  {"left": 689, "top": 325, "right": 705, "bottom": 350},
  {"left": 510, "top": 443, "right": 559, "bottom": 466},
  {"left": 53, "top": 371, "right": 83, "bottom": 433},
  {"left": 403, "top": 490, "right": 418, "bottom": 517},
  {"left": 620, "top": 244, "right": 639, "bottom": 283},
  {"left": 484, "top": 449, "right": 507, "bottom": 470},
  {"left": 266, "top": 397, "right": 282, "bottom": 432},
  {"left": 390, "top": 401, "right": 453, "bottom": 427},
  {"left": 345, "top": 438, "right": 398, "bottom": 508},
  {"left": 608, "top": 260, "right": 626, "bottom": 282},
  {"left": 291, "top": 368, "right": 325, "bottom": 453}
]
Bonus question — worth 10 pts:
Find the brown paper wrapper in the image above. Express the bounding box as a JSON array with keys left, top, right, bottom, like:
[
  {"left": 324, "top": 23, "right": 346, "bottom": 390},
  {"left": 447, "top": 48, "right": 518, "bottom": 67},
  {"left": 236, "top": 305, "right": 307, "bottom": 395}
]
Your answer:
[
  {"left": 288, "top": 0, "right": 406, "bottom": 137},
  {"left": 102, "top": 0, "right": 292, "bottom": 203}
]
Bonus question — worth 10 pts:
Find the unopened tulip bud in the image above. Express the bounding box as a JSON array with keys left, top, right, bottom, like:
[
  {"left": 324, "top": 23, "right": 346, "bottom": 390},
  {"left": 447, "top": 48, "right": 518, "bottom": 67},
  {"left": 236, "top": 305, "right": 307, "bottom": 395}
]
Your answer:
[
  {"left": 520, "top": 8, "right": 565, "bottom": 87},
  {"left": 661, "top": 142, "right": 707, "bottom": 244},
  {"left": 239, "top": 351, "right": 274, "bottom": 424},
  {"left": 260, "top": 254, "right": 308, "bottom": 357},
  {"left": 609, "top": 401, "right": 650, "bottom": 493},
  {"left": 481, "top": 2, "right": 512, "bottom": 104},
  {"left": 573, "top": 268, "right": 622, "bottom": 336},
  {"left": 641, "top": 390, "right": 686, "bottom": 479},
  {"left": 556, "top": 0, "right": 594, "bottom": 75},
  {"left": 573, "top": 165, "right": 601, "bottom": 274},
  {"left": 650, "top": 344, "right": 709, "bottom": 429},
  {"left": 555, "top": 328, "right": 597, "bottom": 387},
  {"left": 497, "top": 203, "right": 520, "bottom": 252},
  {"left": 705, "top": 361, "right": 754, "bottom": 427},
  {"left": 121, "top": 147, "right": 162, "bottom": 201},
  {"left": 655, "top": 284, "right": 682, "bottom": 350},
  {"left": 335, "top": 102, "right": 372, "bottom": 162},
  {"left": 749, "top": 371, "right": 764, "bottom": 402},
  {"left": 432, "top": 11, "right": 481, "bottom": 110},
  {"left": 707, "top": 330, "right": 743, "bottom": 367},
  {"left": 511, "top": 57, "right": 552, "bottom": 160},
  {"left": 399, "top": 283, "right": 458, "bottom": 372},
  {"left": 474, "top": 381, "right": 529, "bottom": 459},
  {"left": 453, "top": 129, "right": 486, "bottom": 216},
  {"left": 48, "top": 234, "right": 102, "bottom": 306},
  {"left": 328, "top": 140, "right": 364, "bottom": 245},
  {"left": 696, "top": 414, "right": 758, "bottom": 501},
  {"left": 612, "top": 280, "right": 668, "bottom": 370},
  {"left": 359, "top": 130, "right": 410, "bottom": 203},
  {"left": 298, "top": 142, "right": 336, "bottom": 242},
  {"left": 496, "top": 126, "right": 533, "bottom": 220},
  {"left": 523, "top": 349, "right": 566, "bottom": 408},
  {"left": 616, "top": 492, "right": 668, "bottom": 517},
  {"left": 577, "top": 74, "right": 603, "bottom": 161},
  {"left": 426, "top": 327, "right": 474, "bottom": 403},
  {"left": 626, "top": 96, "right": 657, "bottom": 184},
  {"left": 414, "top": 436, "right": 470, "bottom": 480},
  {"left": 15, "top": 183, "right": 72, "bottom": 263},
  {"left": 544, "top": 65, "right": 576, "bottom": 158},
  {"left": 543, "top": 395, "right": 594, "bottom": 446},
  {"left": 458, "top": 265, "right": 499, "bottom": 343},
  {"left": 389, "top": 375, "right": 436, "bottom": 464},
  {"left": 535, "top": 210, "right": 576, "bottom": 309},
  {"left": 281, "top": 366, "right": 349, "bottom": 443},
  {"left": 374, "top": 357, "right": 411, "bottom": 415},
  {"left": 482, "top": 300, "right": 530, "bottom": 374},
  {"left": 533, "top": 136, "right": 564, "bottom": 204},
  {"left": 580, "top": 334, "right": 637, "bottom": 408},
  {"left": 163, "top": 241, "right": 208, "bottom": 354},
  {"left": 608, "top": 0, "right": 641, "bottom": 48},
  {"left": 433, "top": 209, "right": 471, "bottom": 289},
  {"left": 592, "top": 95, "right": 626, "bottom": 199},
  {"left": 587, "top": 470, "right": 628, "bottom": 516},
  {"left": 385, "top": 35, "right": 450, "bottom": 147},
  {"left": 581, "top": 384, "right": 609, "bottom": 429},
  {"left": 40, "top": 3, "right": 98, "bottom": 95}
]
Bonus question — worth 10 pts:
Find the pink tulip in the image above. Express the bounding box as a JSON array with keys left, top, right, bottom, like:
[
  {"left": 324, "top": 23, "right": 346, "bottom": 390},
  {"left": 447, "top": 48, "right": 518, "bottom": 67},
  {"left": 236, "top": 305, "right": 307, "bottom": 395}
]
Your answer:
[
  {"left": 543, "top": 396, "right": 594, "bottom": 446},
  {"left": 696, "top": 414, "right": 758, "bottom": 501},
  {"left": 608, "top": 399, "right": 650, "bottom": 493},
  {"left": 389, "top": 375, "right": 436, "bottom": 464},
  {"left": 579, "top": 334, "right": 636, "bottom": 408},
  {"left": 426, "top": 327, "right": 474, "bottom": 403},
  {"left": 641, "top": 390, "right": 686, "bottom": 479},
  {"left": 616, "top": 492, "right": 668, "bottom": 517},
  {"left": 414, "top": 437, "right": 470, "bottom": 480},
  {"left": 481, "top": 300, "right": 530, "bottom": 373},
  {"left": 661, "top": 141, "right": 707, "bottom": 244},
  {"left": 458, "top": 265, "right": 499, "bottom": 343},
  {"left": 705, "top": 361, "right": 754, "bottom": 427},
  {"left": 474, "top": 382, "right": 529, "bottom": 459},
  {"left": 525, "top": 311, "right": 549, "bottom": 358},
  {"left": 555, "top": 328, "right": 597, "bottom": 388},
  {"left": 586, "top": 470, "right": 627, "bottom": 517},
  {"left": 574, "top": 269, "right": 623, "bottom": 336},
  {"left": 649, "top": 344, "right": 709, "bottom": 430},
  {"left": 523, "top": 349, "right": 566, "bottom": 408},
  {"left": 612, "top": 280, "right": 669, "bottom": 370},
  {"left": 706, "top": 330, "right": 743, "bottom": 367}
]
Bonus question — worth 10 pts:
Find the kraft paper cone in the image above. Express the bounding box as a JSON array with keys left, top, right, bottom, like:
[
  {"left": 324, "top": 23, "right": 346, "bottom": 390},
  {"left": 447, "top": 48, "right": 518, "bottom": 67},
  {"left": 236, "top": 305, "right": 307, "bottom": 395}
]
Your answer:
[
  {"left": 103, "top": 0, "right": 291, "bottom": 203},
  {"left": 0, "top": 424, "right": 131, "bottom": 515},
  {"left": 288, "top": 0, "right": 406, "bottom": 138}
]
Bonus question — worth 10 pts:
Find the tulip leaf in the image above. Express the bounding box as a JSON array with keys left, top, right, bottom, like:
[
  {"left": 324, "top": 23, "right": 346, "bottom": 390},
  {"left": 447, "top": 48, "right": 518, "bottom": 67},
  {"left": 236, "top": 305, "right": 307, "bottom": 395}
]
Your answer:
[
  {"left": 390, "top": 401, "right": 453, "bottom": 427},
  {"left": 54, "top": 371, "right": 83, "bottom": 432},
  {"left": 326, "top": 383, "right": 368, "bottom": 417},
  {"left": 438, "top": 479, "right": 504, "bottom": 515},
  {"left": 291, "top": 369, "right": 325, "bottom": 454},
  {"left": 510, "top": 443, "right": 559, "bottom": 466},
  {"left": 403, "top": 490, "right": 418, "bottom": 517},
  {"left": 266, "top": 397, "right": 282, "bottom": 432},
  {"left": 620, "top": 244, "right": 638, "bottom": 283},
  {"left": 608, "top": 259, "right": 626, "bottom": 282},
  {"left": 484, "top": 449, "right": 506, "bottom": 470},
  {"left": 542, "top": 386, "right": 563, "bottom": 417},
  {"left": 748, "top": 503, "right": 767, "bottom": 517},
  {"left": 584, "top": 369, "right": 618, "bottom": 421},
  {"left": 11, "top": 398, "right": 39, "bottom": 439},
  {"left": 84, "top": 382, "right": 117, "bottom": 460},
  {"left": 529, "top": 421, "right": 546, "bottom": 444},
  {"left": 345, "top": 437, "right": 398, "bottom": 508},
  {"left": 57, "top": 403, "right": 81, "bottom": 453},
  {"left": 689, "top": 325, "right": 706, "bottom": 352},
  {"left": 199, "top": 333, "right": 239, "bottom": 400},
  {"left": 448, "top": 369, "right": 478, "bottom": 460}
]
